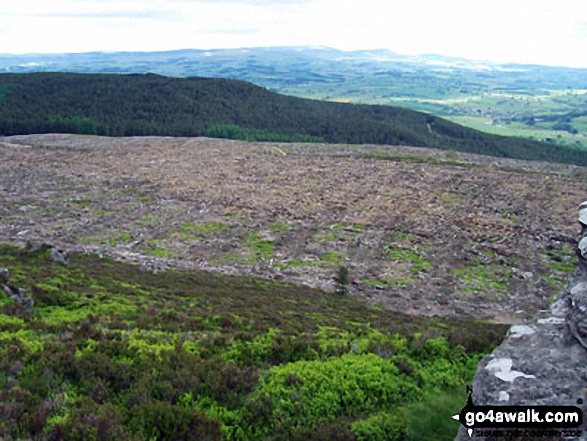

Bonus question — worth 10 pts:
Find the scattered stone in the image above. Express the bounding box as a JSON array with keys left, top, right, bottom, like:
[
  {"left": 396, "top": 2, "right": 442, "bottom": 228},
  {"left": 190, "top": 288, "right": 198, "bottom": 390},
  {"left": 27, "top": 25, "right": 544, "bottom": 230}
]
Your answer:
[
  {"left": 20, "top": 296, "right": 34, "bottom": 309},
  {"left": 6, "top": 376, "right": 19, "bottom": 389},
  {"left": 140, "top": 261, "right": 162, "bottom": 274},
  {"left": 521, "top": 271, "right": 533, "bottom": 280},
  {"left": 58, "top": 331, "right": 73, "bottom": 341}
]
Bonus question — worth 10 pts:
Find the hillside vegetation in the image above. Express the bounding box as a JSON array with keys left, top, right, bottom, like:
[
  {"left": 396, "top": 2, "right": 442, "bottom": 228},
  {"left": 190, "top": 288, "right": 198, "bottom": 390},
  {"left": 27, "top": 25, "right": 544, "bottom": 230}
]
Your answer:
[
  {"left": 0, "top": 243, "right": 507, "bottom": 440},
  {"left": 1, "top": 72, "right": 587, "bottom": 165}
]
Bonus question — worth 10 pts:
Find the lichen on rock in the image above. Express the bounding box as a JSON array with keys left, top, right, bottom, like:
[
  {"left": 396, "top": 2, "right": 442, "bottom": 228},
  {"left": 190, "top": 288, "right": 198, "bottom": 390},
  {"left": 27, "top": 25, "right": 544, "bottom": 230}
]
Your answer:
[{"left": 455, "top": 201, "right": 587, "bottom": 440}]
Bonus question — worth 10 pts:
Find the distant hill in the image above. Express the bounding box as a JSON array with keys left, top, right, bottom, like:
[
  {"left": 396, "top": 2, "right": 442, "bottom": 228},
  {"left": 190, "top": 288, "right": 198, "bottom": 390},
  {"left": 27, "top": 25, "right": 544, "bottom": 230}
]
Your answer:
[
  {"left": 1, "top": 72, "right": 586, "bottom": 165},
  {"left": 2, "top": 47, "right": 586, "bottom": 92},
  {"left": 2, "top": 47, "right": 587, "bottom": 150}
]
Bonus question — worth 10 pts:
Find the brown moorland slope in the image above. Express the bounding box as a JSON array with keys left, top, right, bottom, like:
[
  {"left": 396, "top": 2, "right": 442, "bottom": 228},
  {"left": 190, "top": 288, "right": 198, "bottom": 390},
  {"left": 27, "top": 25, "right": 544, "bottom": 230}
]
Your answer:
[{"left": 1, "top": 134, "right": 585, "bottom": 323}]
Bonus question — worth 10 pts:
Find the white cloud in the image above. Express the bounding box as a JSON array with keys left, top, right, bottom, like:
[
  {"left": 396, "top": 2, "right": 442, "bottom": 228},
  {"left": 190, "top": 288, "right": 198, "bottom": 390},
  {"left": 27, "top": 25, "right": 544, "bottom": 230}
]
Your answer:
[
  {"left": 282, "top": 0, "right": 587, "bottom": 67},
  {"left": 1, "top": 0, "right": 586, "bottom": 67}
]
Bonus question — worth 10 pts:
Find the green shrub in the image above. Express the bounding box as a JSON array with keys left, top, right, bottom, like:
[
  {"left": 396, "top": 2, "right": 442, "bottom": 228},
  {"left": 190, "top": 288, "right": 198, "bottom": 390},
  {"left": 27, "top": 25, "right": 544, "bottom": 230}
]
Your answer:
[
  {"left": 127, "top": 401, "right": 221, "bottom": 440},
  {"left": 51, "top": 399, "right": 129, "bottom": 441},
  {"left": 414, "top": 337, "right": 450, "bottom": 362},
  {"left": 403, "top": 388, "right": 465, "bottom": 441},
  {"left": 202, "top": 362, "right": 259, "bottom": 409},
  {"left": 0, "top": 242, "right": 501, "bottom": 441},
  {"left": 222, "top": 328, "right": 279, "bottom": 366},
  {"left": 351, "top": 412, "right": 409, "bottom": 441},
  {"left": 0, "top": 388, "right": 48, "bottom": 439},
  {"left": 252, "top": 353, "right": 420, "bottom": 430},
  {"left": 32, "top": 284, "right": 78, "bottom": 307},
  {"left": 272, "top": 419, "right": 358, "bottom": 441},
  {"left": 0, "top": 314, "right": 26, "bottom": 332}
]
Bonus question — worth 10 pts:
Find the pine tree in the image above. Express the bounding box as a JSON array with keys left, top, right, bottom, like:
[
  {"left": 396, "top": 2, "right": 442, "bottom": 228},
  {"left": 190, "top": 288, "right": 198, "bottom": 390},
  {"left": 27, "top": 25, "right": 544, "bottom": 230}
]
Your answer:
[{"left": 334, "top": 265, "right": 349, "bottom": 296}]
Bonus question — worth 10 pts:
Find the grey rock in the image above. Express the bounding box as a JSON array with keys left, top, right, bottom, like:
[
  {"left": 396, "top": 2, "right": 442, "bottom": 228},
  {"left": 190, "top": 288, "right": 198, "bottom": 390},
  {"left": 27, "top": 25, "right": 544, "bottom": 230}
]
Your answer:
[
  {"left": 3, "top": 283, "right": 34, "bottom": 309},
  {"left": 0, "top": 267, "right": 8, "bottom": 284},
  {"left": 537, "top": 316, "right": 565, "bottom": 326},
  {"left": 566, "top": 280, "right": 587, "bottom": 349},
  {"left": 49, "top": 248, "right": 69, "bottom": 265},
  {"left": 20, "top": 296, "right": 34, "bottom": 309},
  {"left": 455, "top": 205, "right": 587, "bottom": 440},
  {"left": 455, "top": 275, "right": 587, "bottom": 439},
  {"left": 508, "top": 324, "right": 535, "bottom": 338},
  {"left": 579, "top": 200, "right": 587, "bottom": 226},
  {"left": 579, "top": 237, "right": 587, "bottom": 260},
  {"left": 4, "top": 284, "right": 23, "bottom": 298}
]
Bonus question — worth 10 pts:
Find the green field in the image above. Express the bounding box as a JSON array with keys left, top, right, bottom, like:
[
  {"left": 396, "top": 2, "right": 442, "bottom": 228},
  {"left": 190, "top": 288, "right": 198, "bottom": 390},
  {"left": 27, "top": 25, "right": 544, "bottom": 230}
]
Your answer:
[{"left": 446, "top": 115, "right": 587, "bottom": 150}]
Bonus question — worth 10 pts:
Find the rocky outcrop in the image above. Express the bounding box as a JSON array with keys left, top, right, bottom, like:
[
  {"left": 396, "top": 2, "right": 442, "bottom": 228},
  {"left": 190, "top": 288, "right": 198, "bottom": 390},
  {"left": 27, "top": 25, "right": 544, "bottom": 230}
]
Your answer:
[{"left": 456, "top": 202, "right": 587, "bottom": 440}]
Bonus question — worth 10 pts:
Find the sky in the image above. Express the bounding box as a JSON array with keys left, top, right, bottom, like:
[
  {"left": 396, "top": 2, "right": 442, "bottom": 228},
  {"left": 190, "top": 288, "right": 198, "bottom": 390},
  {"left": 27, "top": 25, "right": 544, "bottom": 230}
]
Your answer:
[{"left": 2, "top": 0, "right": 587, "bottom": 68}]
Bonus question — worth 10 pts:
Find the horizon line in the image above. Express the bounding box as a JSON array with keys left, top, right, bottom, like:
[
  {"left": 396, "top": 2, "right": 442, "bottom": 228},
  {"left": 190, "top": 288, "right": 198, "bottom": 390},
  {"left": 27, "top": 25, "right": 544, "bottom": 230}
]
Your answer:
[{"left": 1, "top": 46, "right": 586, "bottom": 70}]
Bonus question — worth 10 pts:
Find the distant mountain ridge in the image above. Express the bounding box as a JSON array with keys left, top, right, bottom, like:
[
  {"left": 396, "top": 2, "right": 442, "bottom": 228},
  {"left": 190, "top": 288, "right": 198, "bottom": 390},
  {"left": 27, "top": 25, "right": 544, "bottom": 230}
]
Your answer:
[
  {"left": 1, "top": 72, "right": 587, "bottom": 165},
  {"left": 1, "top": 47, "right": 585, "bottom": 88}
]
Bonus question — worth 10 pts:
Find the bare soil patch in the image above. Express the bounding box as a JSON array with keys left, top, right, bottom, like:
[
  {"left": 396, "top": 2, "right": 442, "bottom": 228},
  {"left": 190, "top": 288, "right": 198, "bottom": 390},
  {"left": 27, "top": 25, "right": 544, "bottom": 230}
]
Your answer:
[{"left": 1, "top": 134, "right": 585, "bottom": 322}]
